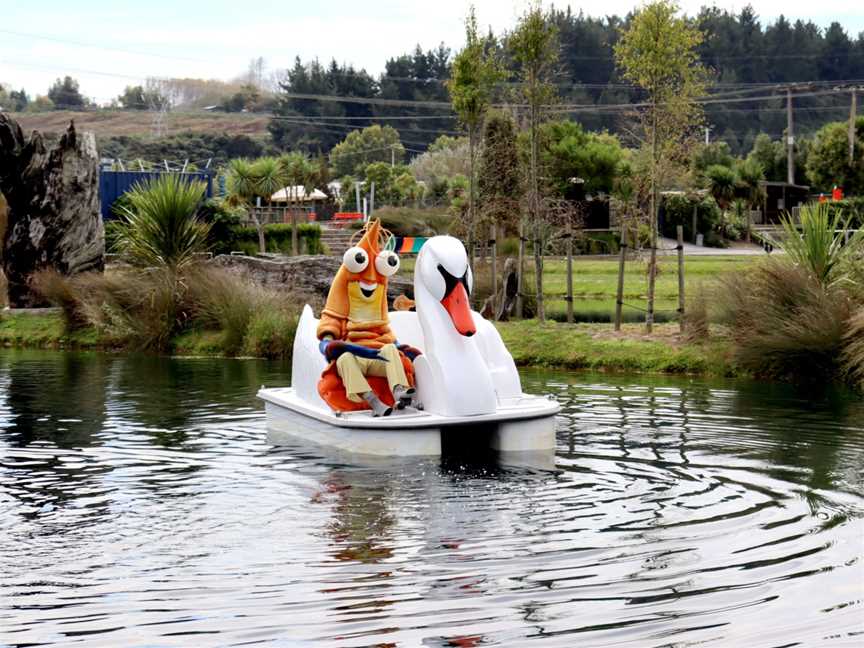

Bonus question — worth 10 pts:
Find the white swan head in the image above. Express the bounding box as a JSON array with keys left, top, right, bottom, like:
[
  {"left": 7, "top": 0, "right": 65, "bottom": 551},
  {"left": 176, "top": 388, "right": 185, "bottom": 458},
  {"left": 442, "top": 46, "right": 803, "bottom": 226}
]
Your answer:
[{"left": 416, "top": 236, "right": 476, "bottom": 337}]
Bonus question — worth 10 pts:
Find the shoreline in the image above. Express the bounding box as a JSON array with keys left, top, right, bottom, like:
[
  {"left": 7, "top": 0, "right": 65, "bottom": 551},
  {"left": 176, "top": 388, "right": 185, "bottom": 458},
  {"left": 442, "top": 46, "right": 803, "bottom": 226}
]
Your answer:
[{"left": 0, "top": 311, "right": 742, "bottom": 378}]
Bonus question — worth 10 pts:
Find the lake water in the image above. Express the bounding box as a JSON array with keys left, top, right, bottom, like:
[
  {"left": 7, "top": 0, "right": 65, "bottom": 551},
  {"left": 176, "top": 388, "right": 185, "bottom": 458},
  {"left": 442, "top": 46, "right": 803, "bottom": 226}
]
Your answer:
[{"left": 1, "top": 350, "right": 862, "bottom": 647}]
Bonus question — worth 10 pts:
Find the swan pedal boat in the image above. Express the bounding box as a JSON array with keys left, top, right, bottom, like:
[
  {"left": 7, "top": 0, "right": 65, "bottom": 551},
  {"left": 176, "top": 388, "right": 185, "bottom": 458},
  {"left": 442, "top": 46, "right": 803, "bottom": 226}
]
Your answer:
[{"left": 258, "top": 235, "right": 560, "bottom": 456}]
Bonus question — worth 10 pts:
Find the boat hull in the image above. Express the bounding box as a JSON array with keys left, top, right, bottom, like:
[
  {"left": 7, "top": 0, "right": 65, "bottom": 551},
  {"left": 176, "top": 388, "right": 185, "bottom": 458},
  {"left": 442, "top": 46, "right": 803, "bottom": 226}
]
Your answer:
[{"left": 258, "top": 387, "right": 559, "bottom": 457}]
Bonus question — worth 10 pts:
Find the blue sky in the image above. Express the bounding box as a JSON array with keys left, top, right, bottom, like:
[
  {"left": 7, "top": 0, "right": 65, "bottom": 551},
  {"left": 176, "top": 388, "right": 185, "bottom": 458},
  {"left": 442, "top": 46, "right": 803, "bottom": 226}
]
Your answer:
[{"left": 2, "top": 1, "right": 863, "bottom": 103}]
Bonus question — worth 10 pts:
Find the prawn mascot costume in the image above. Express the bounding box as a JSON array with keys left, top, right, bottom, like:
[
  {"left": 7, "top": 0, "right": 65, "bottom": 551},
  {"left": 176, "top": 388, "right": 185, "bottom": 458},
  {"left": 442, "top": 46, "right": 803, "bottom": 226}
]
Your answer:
[{"left": 316, "top": 219, "right": 421, "bottom": 417}]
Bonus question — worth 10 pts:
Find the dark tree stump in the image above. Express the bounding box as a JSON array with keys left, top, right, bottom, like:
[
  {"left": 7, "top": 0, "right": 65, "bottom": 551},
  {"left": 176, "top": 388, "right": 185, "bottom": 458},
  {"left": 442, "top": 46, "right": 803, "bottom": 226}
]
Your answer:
[{"left": 0, "top": 115, "right": 104, "bottom": 307}]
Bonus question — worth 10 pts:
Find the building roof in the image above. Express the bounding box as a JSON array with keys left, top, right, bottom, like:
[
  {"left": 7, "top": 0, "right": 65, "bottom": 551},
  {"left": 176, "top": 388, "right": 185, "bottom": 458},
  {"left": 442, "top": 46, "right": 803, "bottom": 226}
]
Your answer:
[{"left": 271, "top": 186, "right": 328, "bottom": 202}]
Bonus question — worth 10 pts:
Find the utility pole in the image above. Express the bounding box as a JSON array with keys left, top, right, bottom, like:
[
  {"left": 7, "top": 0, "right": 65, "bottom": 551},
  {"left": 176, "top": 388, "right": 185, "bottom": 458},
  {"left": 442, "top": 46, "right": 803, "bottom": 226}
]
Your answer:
[
  {"left": 704, "top": 126, "right": 710, "bottom": 145},
  {"left": 390, "top": 145, "right": 395, "bottom": 168},
  {"left": 786, "top": 88, "right": 795, "bottom": 185},
  {"left": 850, "top": 88, "right": 858, "bottom": 164}
]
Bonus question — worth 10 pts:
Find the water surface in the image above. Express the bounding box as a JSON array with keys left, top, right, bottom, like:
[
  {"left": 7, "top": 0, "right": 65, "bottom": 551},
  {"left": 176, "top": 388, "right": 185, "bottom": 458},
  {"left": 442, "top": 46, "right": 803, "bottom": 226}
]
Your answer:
[{"left": 1, "top": 350, "right": 863, "bottom": 647}]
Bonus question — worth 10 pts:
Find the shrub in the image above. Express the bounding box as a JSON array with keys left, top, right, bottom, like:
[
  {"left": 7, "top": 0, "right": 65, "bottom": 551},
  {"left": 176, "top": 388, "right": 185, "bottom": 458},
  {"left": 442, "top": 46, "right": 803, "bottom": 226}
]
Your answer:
[
  {"left": 372, "top": 206, "right": 454, "bottom": 237},
  {"left": 35, "top": 263, "right": 304, "bottom": 357},
  {"left": 771, "top": 202, "right": 864, "bottom": 285},
  {"left": 715, "top": 260, "right": 852, "bottom": 380},
  {"left": 661, "top": 195, "right": 721, "bottom": 241},
  {"left": 243, "top": 309, "right": 298, "bottom": 359},
  {"left": 185, "top": 266, "right": 264, "bottom": 354},
  {"left": 113, "top": 174, "right": 211, "bottom": 270},
  {"left": 682, "top": 290, "right": 709, "bottom": 343},
  {"left": 103, "top": 220, "right": 123, "bottom": 253},
  {"left": 842, "top": 307, "right": 864, "bottom": 388},
  {"left": 218, "top": 223, "right": 322, "bottom": 256},
  {"left": 32, "top": 269, "right": 87, "bottom": 328}
]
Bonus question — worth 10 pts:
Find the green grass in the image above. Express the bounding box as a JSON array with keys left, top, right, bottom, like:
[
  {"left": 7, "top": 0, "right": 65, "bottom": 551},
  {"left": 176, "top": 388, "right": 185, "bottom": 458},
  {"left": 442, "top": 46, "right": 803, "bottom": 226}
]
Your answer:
[
  {"left": 495, "top": 319, "right": 740, "bottom": 376},
  {"left": 0, "top": 312, "right": 102, "bottom": 349},
  {"left": 0, "top": 311, "right": 740, "bottom": 377},
  {"left": 399, "top": 254, "right": 758, "bottom": 322}
]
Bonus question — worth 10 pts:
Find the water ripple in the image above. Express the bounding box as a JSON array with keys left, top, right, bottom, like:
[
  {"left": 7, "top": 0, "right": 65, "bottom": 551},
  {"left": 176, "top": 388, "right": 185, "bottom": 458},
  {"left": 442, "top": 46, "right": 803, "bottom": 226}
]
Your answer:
[{"left": 1, "top": 352, "right": 863, "bottom": 646}]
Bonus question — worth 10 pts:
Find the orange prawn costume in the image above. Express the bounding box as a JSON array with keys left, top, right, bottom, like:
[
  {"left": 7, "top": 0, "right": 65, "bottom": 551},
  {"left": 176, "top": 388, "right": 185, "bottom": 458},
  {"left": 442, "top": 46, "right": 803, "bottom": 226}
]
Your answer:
[{"left": 316, "top": 219, "right": 417, "bottom": 412}]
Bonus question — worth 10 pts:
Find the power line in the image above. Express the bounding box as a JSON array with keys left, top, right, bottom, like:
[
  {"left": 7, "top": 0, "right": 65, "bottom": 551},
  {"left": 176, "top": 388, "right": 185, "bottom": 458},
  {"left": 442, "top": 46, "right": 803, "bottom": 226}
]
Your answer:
[{"left": 0, "top": 29, "right": 218, "bottom": 65}]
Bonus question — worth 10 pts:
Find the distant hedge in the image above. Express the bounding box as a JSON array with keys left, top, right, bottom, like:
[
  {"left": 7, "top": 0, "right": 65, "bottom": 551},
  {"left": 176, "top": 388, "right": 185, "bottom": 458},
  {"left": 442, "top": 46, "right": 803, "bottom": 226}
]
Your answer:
[
  {"left": 217, "top": 223, "right": 323, "bottom": 256},
  {"left": 105, "top": 220, "right": 323, "bottom": 256}
]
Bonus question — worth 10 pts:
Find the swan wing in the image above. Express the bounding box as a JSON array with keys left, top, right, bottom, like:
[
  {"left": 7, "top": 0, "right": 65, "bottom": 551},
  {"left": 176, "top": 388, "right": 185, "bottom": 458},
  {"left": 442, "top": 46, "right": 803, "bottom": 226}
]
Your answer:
[
  {"left": 291, "top": 305, "right": 329, "bottom": 408},
  {"left": 473, "top": 312, "right": 523, "bottom": 399}
]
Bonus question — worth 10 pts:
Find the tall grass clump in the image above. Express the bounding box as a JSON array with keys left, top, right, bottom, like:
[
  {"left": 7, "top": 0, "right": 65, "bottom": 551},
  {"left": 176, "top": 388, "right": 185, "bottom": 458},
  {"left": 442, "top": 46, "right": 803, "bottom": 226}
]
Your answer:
[
  {"left": 769, "top": 202, "right": 864, "bottom": 285},
  {"left": 843, "top": 308, "right": 864, "bottom": 388},
  {"left": 35, "top": 175, "right": 302, "bottom": 358},
  {"left": 716, "top": 203, "right": 864, "bottom": 383}
]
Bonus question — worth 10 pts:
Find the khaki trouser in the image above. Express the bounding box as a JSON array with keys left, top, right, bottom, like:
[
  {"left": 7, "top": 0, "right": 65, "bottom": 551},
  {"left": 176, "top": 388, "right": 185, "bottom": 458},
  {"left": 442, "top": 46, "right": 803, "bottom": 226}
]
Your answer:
[{"left": 336, "top": 343, "right": 409, "bottom": 402}]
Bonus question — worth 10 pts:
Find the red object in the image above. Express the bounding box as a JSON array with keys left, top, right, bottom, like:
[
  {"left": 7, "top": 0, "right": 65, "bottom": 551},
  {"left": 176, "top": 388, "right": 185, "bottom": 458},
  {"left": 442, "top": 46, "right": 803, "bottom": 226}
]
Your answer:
[
  {"left": 440, "top": 283, "right": 476, "bottom": 337},
  {"left": 819, "top": 193, "right": 827, "bottom": 203},
  {"left": 333, "top": 212, "right": 363, "bottom": 221},
  {"left": 308, "top": 212, "right": 317, "bottom": 221},
  {"left": 833, "top": 186, "right": 844, "bottom": 201}
]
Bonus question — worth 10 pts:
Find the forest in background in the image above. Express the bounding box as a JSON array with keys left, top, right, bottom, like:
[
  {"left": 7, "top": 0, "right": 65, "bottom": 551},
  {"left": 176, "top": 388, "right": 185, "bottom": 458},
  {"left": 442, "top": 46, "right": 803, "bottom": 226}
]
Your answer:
[{"left": 3, "top": 5, "right": 863, "bottom": 161}]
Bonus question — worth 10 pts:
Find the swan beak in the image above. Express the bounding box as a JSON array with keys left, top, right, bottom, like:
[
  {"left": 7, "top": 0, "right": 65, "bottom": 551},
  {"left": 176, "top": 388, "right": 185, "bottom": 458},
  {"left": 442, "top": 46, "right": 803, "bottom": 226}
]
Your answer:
[{"left": 440, "top": 282, "right": 476, "bottom": 337}]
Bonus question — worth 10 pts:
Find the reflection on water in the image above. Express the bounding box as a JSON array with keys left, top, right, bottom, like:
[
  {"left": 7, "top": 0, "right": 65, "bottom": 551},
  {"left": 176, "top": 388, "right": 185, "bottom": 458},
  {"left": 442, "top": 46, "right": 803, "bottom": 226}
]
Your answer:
[{"left": 1, "top": 350, "right": 863, "bottom": 647}]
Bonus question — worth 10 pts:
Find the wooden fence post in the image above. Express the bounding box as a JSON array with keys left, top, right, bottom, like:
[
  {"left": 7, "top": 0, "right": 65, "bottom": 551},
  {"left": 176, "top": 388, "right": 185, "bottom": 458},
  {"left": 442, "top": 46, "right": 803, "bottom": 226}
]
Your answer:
[
  {"left": 677, "top": 225, "right": 685, "bottom": 333},
  {"left": 516, "top": 220, "right": 525, "bottom": 319},
  {"left": 565, "top": 217, "right": 573, "bottom": 323},
  {"left": 614, "top": 227, "right": 627, "bottom": 331}
]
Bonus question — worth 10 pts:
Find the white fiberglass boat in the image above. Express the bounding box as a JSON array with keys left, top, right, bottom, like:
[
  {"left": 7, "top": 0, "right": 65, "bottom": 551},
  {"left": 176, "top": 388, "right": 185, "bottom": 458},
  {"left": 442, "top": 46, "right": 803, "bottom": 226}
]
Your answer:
[{"left": 258, "top": 235, "right": 559, "bottom": 456}]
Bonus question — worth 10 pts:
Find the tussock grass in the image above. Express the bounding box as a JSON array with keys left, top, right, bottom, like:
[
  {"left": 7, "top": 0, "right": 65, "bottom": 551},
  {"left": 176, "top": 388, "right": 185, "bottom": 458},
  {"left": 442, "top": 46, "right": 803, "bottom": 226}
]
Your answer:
[
  {"left": 33, "top": 263, "right": 303, "bottom": 358},
  {"left": 715, "top": 260, "right": 857, "bottom": 383},
  {"left": 842, "top": 307, "right": 864, "bottom": 388}
]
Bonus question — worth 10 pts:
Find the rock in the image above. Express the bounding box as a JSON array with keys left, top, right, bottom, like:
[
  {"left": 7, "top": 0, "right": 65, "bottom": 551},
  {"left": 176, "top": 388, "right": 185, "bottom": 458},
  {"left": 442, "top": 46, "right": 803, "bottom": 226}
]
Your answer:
[
  {"left": 211, "top": 254, "right": 414, "bottom": 301},
  {"left": 0, "top": 115, "right": 104, "bottom": 308}
]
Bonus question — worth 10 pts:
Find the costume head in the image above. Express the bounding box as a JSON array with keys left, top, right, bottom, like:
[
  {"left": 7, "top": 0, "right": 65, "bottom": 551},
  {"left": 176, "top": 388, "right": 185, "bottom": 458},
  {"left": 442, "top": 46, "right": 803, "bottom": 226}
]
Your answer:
[{"left": 322, "top": 219, "right": 400, "bottom": 324}]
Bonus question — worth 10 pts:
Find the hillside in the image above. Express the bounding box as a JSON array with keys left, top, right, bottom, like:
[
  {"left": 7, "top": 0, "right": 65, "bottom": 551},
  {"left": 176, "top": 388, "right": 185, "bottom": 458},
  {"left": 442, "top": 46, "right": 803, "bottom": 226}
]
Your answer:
[{"left": 9, "top": 110, "right": 270, "bottom": 140}]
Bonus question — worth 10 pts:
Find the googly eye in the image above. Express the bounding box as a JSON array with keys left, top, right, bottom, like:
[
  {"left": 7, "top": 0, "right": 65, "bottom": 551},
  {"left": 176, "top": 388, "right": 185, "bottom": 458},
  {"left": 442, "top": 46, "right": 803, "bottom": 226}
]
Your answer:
[
  {"left": 375, "top": 250, "right": 400, "bottom": 277},
  {"left": 343, "top": 246, "right": 369, "bottom": 273}
]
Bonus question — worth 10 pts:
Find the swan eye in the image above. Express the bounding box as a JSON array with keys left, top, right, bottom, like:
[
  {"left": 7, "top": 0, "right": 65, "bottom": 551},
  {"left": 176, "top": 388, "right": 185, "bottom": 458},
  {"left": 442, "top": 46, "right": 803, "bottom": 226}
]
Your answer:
[
  {"left": 343, "top": 246, "right": 369, "bottom": 273},
  {"left": 375, "top": 251, "right": 400, "bottom": 277}
]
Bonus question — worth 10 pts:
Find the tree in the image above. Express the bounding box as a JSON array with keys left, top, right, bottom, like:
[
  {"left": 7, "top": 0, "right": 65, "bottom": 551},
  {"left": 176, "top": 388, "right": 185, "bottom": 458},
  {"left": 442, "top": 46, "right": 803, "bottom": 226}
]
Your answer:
[
  {"left": 478, "top": 111, "right": 521, "bottom": 231},
  {"left": 117, "top": 84, "right": 168, "bottom": 111},
  {"left": 279, "top": 152, "right": 315, "bottom": 254},
  {"left": 735, "top": 157, "right": 765, "bottom": 242},
  {"left": 226, "top": 158, "right": 266, "bottom": 253},
  {"left": 47, "top": 76, "right": 86, "bottom": 109},
  {"left": 705, "top": 164, "right": 737, "bottom": 208},
  {"left": 448, "top": 6, "right": 502, "bottom": 262},
  {"left": 330, "top": 125, "right": 405, "bottom": 177},
  {"left": 805, "top": 117, "right": 864, "bottom": 194},
  {"left": 409, "top": 136, "right": 470, "bottom": 191},
  {"left": 692, "top": 141, "right": 734, "bottom": 176},
  {"left": 537, "top": 120, "right": 625, "bottom": 198},
  {"left": 268, "top": 57, "right": 378, "bottom": 152},
  {"left": 614, "top": 0, "right": 707, "bottom": 332},
  {"left": 510, "top": 3, "right": 559, "bottom": 322},
  {"left": 747, "top": 134, "right": 786, "bottom": 182},
  {"left": 0, "top": 86, "right": 29, "bottom": 111}
]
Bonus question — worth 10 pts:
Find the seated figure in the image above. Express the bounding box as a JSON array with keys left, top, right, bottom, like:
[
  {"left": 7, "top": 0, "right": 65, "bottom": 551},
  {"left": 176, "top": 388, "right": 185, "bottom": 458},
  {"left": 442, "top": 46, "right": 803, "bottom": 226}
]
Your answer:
[{"left": 316, "top": 219, "right": 420, "bottom": 417}]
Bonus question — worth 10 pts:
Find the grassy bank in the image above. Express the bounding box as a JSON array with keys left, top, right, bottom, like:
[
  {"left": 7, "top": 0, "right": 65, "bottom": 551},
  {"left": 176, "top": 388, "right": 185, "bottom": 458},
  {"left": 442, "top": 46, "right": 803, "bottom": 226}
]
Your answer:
[
  {"left": 0, "top": 311, "right": 246, "bottom": 357},
  {"left": 0, "top": 311, "right": 740, "bottom": 377},
  {"left": 497, "top": 319, "right": 740, "bottom": 376}
]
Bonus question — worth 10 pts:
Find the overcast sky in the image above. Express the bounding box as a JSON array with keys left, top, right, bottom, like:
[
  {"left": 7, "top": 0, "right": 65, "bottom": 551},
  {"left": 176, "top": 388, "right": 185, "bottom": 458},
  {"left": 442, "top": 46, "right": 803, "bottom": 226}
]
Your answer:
[{"left": 2, "top": 0, "right": 863, "bottom": 103}]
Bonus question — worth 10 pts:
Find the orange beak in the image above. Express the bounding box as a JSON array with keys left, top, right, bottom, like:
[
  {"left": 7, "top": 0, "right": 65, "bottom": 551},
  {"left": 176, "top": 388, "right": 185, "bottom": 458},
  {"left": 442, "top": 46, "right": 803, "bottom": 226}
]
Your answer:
[{"left": 440, "top": 282, "right": 476, "bottom": 336}]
